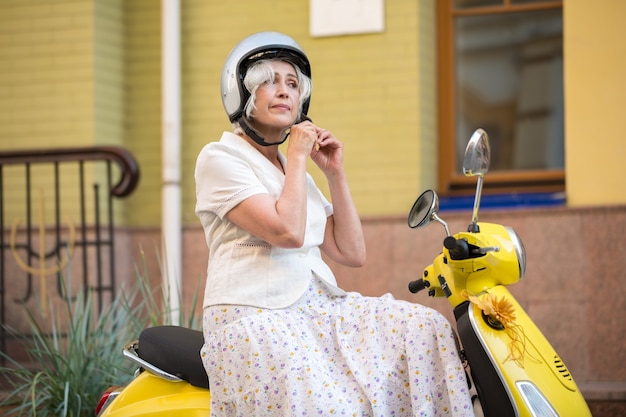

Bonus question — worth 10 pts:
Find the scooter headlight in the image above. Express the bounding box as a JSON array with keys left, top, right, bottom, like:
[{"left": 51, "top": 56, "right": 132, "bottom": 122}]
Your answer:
[{"left": 505, "top": 226, "right": 526, "bottom": 280}]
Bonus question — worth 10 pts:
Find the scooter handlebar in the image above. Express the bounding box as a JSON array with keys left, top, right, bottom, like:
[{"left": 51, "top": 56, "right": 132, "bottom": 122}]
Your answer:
[
  {"left": 408, "top": 278, "right": 430, "bottom": 294},
  {"left": 444, "top": 236, "right": 470, "bottom": 260}
]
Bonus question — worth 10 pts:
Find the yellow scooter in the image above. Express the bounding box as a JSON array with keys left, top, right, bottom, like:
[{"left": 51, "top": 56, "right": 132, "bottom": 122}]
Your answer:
[{"left": 407, "top": 128, "right": 591, "bottom": 416}]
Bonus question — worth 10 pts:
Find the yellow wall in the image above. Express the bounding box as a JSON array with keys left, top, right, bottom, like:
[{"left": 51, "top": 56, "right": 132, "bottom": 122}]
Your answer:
[
  {"left": 177, "top": 0, "right": 436, "bottom": 224},
  {"left": 0, "top": 1, "right": 95, "bottom": 149},
  {"left": 120, "top": 0, "right": 437, "bottom": 226},
  {"left": 564, "top": 0, "right": 626, "bottom": 206},
  {"left": 123, "top": 0, "right": 162, "bottom": 226},
  {"left": 0, "top": 0, "right": 123, "bottom": 224},
  {"left": 94, "top": 0, "right": 125, "bottom": 148},
  {"left": 1, "top": 0, "right": 625, "bottom": 229}
]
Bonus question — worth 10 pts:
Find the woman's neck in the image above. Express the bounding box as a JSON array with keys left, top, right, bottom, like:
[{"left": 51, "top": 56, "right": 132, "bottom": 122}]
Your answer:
[{"left": 241, "top": 134, "right": 284, "bottom": 173}]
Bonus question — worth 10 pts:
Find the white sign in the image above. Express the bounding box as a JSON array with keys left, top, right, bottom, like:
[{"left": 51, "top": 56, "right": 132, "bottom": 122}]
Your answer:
[{"left": 310, "top": 0, "right": 385, "bottom": 37}]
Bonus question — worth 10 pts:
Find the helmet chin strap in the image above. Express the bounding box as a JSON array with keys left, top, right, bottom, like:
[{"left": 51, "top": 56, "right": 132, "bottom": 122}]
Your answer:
[{"left": 238, "top": 116, "right": 289, "bottom": 147}]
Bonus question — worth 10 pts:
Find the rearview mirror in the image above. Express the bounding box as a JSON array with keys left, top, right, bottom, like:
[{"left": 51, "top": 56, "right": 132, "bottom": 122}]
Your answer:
[
  {"left": 408, "top": 189, "right": 450, "bottom": 235},
  {"left": 463, "top": 128, "right": 490, "bottom": 177},
  {"left": 463, "top": 128, "right": 491, "bottom": 232},
  {"left": 408, "top": 189, "right": 438, "bottom": 229}
]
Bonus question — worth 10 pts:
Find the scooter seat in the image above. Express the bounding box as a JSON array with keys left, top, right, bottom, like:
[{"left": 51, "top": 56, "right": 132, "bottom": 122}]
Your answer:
[{"left": 138, "top": 325, "right": 210, "bottom": 389}]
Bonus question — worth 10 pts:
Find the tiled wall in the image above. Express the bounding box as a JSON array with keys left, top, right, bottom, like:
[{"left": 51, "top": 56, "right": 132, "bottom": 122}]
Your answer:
[
  {"left": 150, "top": 204, "right": 625, "bottom": 414},
  {"left": 4, "top": 204, "right": 623, "bottom": 414}
]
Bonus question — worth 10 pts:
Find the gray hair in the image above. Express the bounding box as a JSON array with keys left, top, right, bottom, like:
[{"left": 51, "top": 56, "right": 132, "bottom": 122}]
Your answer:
[{"left": 233, "top": 59, "right": 312, "bottom": 134}]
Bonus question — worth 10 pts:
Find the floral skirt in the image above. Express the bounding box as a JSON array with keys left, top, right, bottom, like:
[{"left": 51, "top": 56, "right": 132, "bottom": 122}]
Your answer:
[{"left": 201, "top": 277, "right": 474, "bottom": 417}]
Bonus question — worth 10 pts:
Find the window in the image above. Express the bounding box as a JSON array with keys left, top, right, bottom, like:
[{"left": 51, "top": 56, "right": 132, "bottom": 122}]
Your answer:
[{"left": 437, "top": 0, "right": 564, "bottom": 196}]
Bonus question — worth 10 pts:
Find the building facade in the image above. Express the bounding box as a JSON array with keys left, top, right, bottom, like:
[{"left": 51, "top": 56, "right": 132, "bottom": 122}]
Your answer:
[{"left": 1, "top": 0, "right": 624, "bottom": 414}]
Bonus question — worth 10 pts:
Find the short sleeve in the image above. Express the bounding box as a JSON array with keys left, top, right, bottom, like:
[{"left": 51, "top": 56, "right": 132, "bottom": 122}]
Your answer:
[{"left": 195, "top": 143, "right": 267, "bottom": 220}]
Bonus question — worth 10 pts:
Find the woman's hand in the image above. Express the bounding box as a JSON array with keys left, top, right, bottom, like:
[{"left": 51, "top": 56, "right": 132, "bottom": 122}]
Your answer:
[
  {"left": 287, "top": 121, "right": 318, "bottom": 161},
  {"left": 310, "top": 128, "right": 344, "bottom": 176}
]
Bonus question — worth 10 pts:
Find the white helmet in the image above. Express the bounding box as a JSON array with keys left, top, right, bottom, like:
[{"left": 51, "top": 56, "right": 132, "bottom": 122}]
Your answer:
[{"left": 221, "top": 32, "right": 312, "bottom": 124}]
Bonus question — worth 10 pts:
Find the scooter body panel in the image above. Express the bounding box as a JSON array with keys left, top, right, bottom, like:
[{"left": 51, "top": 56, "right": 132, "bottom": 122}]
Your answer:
[
  {"left": 99, "top": 371, "right": 211, "bottom": 417},
  {"left": 459, "top": 285, "right": 591, "bottom": 417}
]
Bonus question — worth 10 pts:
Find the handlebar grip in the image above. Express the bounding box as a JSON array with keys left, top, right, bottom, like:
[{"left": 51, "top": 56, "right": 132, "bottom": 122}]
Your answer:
[
  {"left": 444, "top": 236, "right": 470, "bottom": 260},
  {"left": 408, "top": 279, "right": 430, "bottom": 294}
]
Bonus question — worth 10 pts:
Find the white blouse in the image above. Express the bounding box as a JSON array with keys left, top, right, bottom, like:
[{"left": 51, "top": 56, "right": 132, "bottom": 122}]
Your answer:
[{"left": 195, "top": 132, "right": 345, "bottom": 309}]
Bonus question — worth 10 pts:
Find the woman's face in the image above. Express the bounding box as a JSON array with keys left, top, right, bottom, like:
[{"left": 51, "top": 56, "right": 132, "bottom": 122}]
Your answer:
[{"left": 249, "top": 61, "right": 301, "bottom": 137}]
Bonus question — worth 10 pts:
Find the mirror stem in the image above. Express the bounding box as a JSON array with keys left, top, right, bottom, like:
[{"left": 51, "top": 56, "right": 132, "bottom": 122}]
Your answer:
[
  {"left": 433, "top": 213, "right": 450, "bottom": 236},
  {"left": 469, "top": 175, "right": 484, "bottom": 233}
]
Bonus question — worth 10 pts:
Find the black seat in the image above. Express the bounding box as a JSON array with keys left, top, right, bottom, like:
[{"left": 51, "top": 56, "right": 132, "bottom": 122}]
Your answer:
[{"left": 138, "top": 325, "right": 210, "bottom": 389}]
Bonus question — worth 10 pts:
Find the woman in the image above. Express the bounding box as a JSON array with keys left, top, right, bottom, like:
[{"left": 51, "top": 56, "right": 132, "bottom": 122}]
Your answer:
[{"left": 195, "top": 32, "right": 474, "bottom": 416}]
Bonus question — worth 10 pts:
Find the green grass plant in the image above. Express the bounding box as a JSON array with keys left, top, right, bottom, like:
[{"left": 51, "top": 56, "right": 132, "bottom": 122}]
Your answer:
[{"left": 0, "top": 249, "right": 201, "bottom": 416}]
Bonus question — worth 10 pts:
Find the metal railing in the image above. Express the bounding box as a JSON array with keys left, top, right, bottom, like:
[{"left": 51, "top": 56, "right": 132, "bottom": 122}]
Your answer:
[{"left": 0, "top": 146, "right": 139, "bottom": 359}]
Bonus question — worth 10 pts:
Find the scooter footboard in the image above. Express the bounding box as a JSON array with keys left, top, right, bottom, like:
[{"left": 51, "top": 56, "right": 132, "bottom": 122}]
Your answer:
[{"left": 455, "top": 286, "right": 592, "bottom": 417}]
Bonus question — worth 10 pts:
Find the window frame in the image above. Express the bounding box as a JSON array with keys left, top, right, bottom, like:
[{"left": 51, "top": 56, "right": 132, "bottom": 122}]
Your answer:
[{"left": 436, "top": 0, "right": 564, "bottom": 197}]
